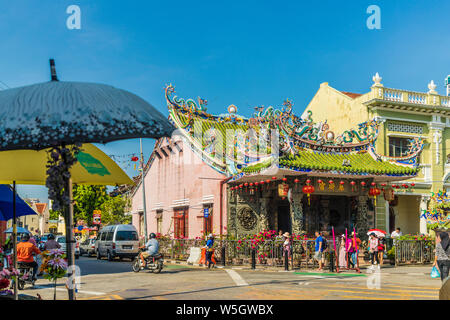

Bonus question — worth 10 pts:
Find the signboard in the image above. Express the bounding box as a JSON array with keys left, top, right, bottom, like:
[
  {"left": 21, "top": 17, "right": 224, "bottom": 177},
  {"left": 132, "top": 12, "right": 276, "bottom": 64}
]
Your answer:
[
  {"left": 203, "top": 208, "right": 209, "bottom": 218},
  {"left": 278, "top": 183, "right": 289, "bottom": 198},
  {"left": 93, "top": 210, "right": 101, "bottom": 225}
]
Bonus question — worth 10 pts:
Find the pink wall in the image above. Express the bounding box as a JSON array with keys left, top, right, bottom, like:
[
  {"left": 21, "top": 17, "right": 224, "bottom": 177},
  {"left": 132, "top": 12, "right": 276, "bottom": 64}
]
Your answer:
[{"left": 131, "top": 137, "right": 227, "bottom": 239}]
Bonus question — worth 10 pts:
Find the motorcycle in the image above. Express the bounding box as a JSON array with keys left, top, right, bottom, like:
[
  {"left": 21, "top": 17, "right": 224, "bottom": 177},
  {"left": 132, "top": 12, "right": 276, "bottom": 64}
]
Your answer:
[
  {"left": 16, "top": 262, "right": 36, "bottom": 290},
  {"left": 132, "top": 249, "right": 164, "bottom": 273}
]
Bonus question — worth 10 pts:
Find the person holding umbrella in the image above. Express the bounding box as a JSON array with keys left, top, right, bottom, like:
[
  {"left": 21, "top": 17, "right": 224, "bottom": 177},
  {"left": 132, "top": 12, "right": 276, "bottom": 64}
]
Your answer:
[{"left": 368, "top": 232, "right": 380, "bottom": 269}]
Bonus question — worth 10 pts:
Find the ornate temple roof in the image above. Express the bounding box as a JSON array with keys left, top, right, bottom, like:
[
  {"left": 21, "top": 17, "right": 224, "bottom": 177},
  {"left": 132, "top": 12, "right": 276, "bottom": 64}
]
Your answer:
[{"left": 165, "top": 84, "right": 423, "bottom": 182}]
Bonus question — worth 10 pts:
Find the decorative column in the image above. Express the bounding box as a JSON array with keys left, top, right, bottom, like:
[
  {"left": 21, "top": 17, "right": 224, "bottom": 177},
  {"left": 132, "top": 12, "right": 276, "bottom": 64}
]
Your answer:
[
  {"left": 290, "top": 193, "right": 304, "bottom": 235},
  {"left": 258, "top": 198, "right": 270, "bottom": 232},
  {"left": 356, "top": 195, "right": 370, "bottom": 239},
  {"left": 429, "top": 121, "right": 445, "bottom": 192},
  {"left": 419, "top": 195, "right": 430, "bottom": 235}
]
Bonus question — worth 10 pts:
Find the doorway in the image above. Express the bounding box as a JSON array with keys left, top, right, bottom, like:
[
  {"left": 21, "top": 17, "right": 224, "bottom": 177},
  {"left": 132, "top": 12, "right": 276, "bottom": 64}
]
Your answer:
[{"left": 277, "top": 200, "right": 291, "bottom": 234}]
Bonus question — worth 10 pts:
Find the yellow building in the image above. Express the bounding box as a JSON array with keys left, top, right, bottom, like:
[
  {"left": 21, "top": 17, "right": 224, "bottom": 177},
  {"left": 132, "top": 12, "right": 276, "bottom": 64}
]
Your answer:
[{"left": 303, "top": 74, "right": 450, "bottom": 235}]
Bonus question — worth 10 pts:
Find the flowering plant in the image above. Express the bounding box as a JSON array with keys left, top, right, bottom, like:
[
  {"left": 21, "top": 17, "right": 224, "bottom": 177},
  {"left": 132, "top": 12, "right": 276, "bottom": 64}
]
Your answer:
[
  {"left": 0, "top": 267, "right": 19, "bottom": 296},
  {"left": 40, "top": 249, "right": 68, "bottom": 281}
]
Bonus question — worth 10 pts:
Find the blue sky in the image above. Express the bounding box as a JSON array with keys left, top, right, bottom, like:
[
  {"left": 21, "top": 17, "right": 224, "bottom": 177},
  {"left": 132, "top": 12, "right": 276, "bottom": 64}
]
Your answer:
[{"left": 1, "top": 0, "right": 449, "bottom": 202}]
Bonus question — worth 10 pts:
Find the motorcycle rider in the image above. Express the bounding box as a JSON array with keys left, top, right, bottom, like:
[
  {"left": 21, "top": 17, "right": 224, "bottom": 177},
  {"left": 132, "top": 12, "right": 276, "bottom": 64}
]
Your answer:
[
  {"left": 44, "top": 234, "right": 61, "bottom": 250},
  {"left": 139, "top": 233, "right": 159, "bottom": 268},
  {"left": 16, "top": 233, "right": 41, "bottom": 281}
]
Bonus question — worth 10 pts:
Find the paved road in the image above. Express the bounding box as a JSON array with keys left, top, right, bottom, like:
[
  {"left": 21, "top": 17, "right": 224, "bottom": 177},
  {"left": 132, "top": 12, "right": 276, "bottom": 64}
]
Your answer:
[
  {"left": 74, "top": 255, "right": 134, "bottom": 276},
  {"left": 22, "top": 258, "right": 443, "bottom": 300}
]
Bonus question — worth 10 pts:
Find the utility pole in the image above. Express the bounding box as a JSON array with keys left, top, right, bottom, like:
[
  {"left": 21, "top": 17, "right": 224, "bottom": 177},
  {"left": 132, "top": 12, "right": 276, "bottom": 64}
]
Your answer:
[{"left": 140, "top": 138, "right": 148, "bottom": 242}]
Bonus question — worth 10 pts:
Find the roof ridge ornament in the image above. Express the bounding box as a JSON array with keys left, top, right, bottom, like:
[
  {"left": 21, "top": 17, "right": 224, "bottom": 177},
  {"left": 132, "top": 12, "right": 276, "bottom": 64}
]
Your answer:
[
  {"left": 428, "top": 80, "right": 437, "bottom": 94},
  {"left": 372, "top": 72, "right": 383, "bottom": 87}
]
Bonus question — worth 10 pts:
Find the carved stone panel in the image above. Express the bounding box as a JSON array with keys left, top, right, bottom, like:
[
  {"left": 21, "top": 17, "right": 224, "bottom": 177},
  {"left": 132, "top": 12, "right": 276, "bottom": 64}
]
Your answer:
[
  {"left": 237, "top": 207, "right": 258, "bottom": 231},
  {"left": 356, "top": 196, "right": 369, "bottom": 240},
  {"left": 290, "top": 193, "right": 304, "bottom": 235}
]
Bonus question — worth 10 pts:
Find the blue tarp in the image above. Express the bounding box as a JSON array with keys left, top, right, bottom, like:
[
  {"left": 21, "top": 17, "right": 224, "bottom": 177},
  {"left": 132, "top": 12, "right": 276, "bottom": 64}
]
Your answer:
[{"left": 0, "top": 184, "right": 37, "bottom": 221}]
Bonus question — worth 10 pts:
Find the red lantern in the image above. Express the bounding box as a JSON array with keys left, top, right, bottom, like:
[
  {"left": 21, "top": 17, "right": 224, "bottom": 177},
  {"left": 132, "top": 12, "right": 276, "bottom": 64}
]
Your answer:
[
  {"left": 369, "top": 187, "right": 381, "bottom": 206},
  {"left": 338, "top": 181, "right": 345, "bottom": 191},
  {"left": 282, "top": 177, "right": 287, "bottom": 182},
  {"left": 350, "top": 181, "right": 356, "bottom": 192},
  {"left": 131, "top": 156, "right": 139, "bottom": 170},
  {"left": 239, "top": 184, "right": 243, "bottom": 189},
  {"left": 361, "top": 181, "right": 366, "bottom": 187},
  {"left": 249, "top": 183, "right": 254, "bottom": 187},
  {"left": 272, "top": 176, "right": 277, "bottom": 180},
  {"left": 302, "top": 185, "right": 315, "bottom": 205},
  {"left": 255, "top": 182, "right": 259, "bottom": 186},
  {"left": 306, "top": 179, "right": 311, "bottom": 184},
  {"left": 260, "top": 181, "right": 265, "bottom": 185},
  {"left": 371, "top": 182, "right": 376, "bottom": 187},
  {"left": 380, "top": 183, "right": 387, "bottom": 187}
]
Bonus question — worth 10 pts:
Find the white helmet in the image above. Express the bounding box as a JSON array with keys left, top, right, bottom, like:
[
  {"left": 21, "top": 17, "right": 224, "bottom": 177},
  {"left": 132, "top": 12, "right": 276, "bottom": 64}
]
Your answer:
[{"left": 208, "top": 234, "right": 214, "bottom": 239}]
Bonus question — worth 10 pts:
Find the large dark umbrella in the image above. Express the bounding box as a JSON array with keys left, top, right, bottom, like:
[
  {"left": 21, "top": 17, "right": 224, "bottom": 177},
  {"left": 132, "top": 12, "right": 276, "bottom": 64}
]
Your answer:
[{"left": 0, "top": 60, "right": 174, "bottom": 300}]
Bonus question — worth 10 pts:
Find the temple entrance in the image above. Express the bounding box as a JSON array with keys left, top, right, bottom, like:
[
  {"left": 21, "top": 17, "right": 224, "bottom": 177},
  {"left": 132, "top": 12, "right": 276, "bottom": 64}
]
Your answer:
[
  {"left": 277, "top": 200, "right": 291, "bottom": 234},
  {"left": 302, "top": 195, "right": 357, "bottom": 235}
]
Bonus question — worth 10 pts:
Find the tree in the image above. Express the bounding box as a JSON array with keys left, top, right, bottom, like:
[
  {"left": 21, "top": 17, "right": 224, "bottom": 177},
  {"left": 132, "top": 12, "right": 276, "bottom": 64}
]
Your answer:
[
  {"left": 72, "top": 185, "right": 108, "bottom": 225},
  {"left": 100, "top": 195, "right": 131, "bottom": 225}
]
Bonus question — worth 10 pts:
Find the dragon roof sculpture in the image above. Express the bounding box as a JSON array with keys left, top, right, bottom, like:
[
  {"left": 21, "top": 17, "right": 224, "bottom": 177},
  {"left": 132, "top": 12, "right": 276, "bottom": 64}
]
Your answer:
[{"left": 165, "top": 84, "right": 423, "bottom": 180}]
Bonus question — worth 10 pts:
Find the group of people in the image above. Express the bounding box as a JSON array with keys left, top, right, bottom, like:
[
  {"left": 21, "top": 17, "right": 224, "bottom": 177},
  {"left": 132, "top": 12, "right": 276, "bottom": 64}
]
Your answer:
[{"left": 1, "top": 233, "right": 61, "bottom": 281}]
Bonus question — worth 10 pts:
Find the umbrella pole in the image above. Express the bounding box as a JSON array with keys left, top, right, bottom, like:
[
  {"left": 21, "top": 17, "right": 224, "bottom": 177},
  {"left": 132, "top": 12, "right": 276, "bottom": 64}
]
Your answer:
[
  {"left": 12, "top": 181, "right": 18, "bottom": 300},
  {"left": 65, "top": 178, "right": 76, "bottom": 300}
]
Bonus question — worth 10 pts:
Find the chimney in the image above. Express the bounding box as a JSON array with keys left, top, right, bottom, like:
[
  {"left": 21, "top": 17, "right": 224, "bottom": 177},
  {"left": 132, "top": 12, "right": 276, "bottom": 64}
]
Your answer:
[{"left": 446, "top": 75, "right": 450, "bottom": 96}]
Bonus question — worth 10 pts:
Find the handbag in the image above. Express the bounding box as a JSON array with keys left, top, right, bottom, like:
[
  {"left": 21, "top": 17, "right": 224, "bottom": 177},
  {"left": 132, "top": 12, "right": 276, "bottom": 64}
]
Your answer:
[{"left": 431, "top": 266, "right": 441, "bottom": 279}]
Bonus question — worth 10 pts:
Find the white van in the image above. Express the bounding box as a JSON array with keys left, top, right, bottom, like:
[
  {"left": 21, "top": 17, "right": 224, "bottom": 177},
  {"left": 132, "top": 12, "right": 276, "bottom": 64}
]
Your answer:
[{"left": 95, "top": 225, "right": 139, "bottom": 261}]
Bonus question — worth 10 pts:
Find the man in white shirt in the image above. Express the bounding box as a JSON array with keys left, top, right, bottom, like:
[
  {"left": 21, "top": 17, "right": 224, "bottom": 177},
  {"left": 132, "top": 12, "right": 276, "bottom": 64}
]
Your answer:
[{"left": 391, "top": 227, "right": 402, "bottom": 238}]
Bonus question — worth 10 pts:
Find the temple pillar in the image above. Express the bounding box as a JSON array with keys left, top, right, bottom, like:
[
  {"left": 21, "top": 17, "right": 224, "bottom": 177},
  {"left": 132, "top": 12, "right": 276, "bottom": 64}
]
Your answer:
[
  {"left": 290, "top": 193, "right": 304, "bottom": 235},
  {"left": 356, "top": 195, "right": 370, "bottom": 240},
  {"left": 419, "top": 195, "right": 430, "bottom": 235}
]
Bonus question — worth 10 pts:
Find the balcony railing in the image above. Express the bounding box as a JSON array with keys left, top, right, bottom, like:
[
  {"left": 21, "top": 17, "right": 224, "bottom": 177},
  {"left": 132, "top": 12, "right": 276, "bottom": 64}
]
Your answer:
[{"left": 377, "top": 87, "right": 449, "bottom": 107}]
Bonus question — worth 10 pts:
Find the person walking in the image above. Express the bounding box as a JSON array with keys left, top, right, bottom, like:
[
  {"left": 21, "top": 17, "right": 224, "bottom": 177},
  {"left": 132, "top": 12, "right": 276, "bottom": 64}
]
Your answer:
[
  {"left": 205, "top": 234, "right": 215, "bottom": 269},
  {"left": 377, "top": 234, "right": 386, "bottom": 268},
  {"left": 368, "top": 233, "right": 379, "bottom": 269},
  {"left": 338, "top": 235, "right": 347, "bottom": 268},
  {"left": 314, "top": 231, "right": 326, "bottom": 271},
  {"left": 345, "top": 235, "right": 354, "bottom": 268},
  {"left": 351, "top": 231, "right": 361, "bottom": 267},
  {"left": 432, "top": 232, "right": 450, "bottom": 282}
]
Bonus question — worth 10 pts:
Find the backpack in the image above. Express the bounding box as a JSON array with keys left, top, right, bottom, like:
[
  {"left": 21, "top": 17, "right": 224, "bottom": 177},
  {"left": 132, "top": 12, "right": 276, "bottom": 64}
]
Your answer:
[{"left": 322, "top": 238, "right": 328, "bottom": 250}]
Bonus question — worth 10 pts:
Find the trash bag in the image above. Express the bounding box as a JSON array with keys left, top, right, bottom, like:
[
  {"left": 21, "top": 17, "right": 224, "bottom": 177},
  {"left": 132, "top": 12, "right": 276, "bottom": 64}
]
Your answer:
[{"left": 431, "top": 266, "right": 441, "bottom": 279}]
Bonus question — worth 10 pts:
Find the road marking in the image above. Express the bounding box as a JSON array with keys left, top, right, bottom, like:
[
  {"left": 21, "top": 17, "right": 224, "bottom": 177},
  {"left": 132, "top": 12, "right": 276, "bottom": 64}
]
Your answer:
[
  {"left": 34, "top": 285, "right": 105, "bottom": 296},
  {"left": 407, "top": 273, "right": 427, "bottom": 275},
  {"left": 225, "top": 269, "right": 248, "bottom": 286},
  {"left": 327, "top": 289, "right": 436, "bottom": 298},
  {"left": 339, "top": 295, "right": 397, "bottom": 300}
]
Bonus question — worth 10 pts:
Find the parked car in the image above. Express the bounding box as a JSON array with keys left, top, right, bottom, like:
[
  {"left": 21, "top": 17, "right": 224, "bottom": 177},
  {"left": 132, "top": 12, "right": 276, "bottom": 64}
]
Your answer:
[
  {"left": 80, "top": 238, "right": 96, "bottom": 257},
  {"left": 95, "top": 224, "right": 139, "bottom": 261},
  {"left": 55, "top": 236, "right": 80, "bottom": 259}
]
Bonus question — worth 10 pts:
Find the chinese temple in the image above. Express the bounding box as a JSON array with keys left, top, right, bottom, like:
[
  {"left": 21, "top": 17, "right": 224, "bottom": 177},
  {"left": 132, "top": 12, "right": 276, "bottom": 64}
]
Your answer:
[{"left": 165, "top": 85, "right": 424, "bottom": 239}]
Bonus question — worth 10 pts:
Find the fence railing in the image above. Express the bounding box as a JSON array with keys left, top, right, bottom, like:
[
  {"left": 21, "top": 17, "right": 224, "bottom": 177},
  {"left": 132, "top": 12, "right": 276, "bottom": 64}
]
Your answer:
[
  {"left": 394, "top": 240, "right": 435, "bottom": 266},
  {"left": 159, "top": 239, "right": 347, "bottom": 269},
  {"left": 158, "top": 238, "right": 435, "bottom": 267}
]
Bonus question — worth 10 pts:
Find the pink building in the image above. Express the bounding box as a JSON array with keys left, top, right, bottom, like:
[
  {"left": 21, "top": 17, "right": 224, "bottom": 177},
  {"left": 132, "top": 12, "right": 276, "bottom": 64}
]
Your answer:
[{"left": 130, "top": 136, "right": 228, "bottom": 239}]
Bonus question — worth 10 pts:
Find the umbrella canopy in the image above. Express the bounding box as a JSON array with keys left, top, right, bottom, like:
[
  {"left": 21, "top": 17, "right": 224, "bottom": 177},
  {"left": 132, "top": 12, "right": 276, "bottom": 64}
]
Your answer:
[
  {"left": 367, "top": 229, "right": 387, "bottom": 237},
  {"left": 3, "top": 227, "right": 31, "bottom": 234},
  {"left": 0, "top": 185, "right": 37, "bottom": 221},
  {"left": 0, "top": 80, "right": 175, "bottom": 151},
  {"left": 0, "top": 143, "right": 133, "bottom": 185}
]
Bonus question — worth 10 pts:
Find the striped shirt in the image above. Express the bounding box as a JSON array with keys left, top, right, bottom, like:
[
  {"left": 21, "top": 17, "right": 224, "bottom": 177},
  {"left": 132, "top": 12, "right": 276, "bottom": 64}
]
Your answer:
[{"left": 435, "top": 243, "right": 450, "bottom": 261}]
